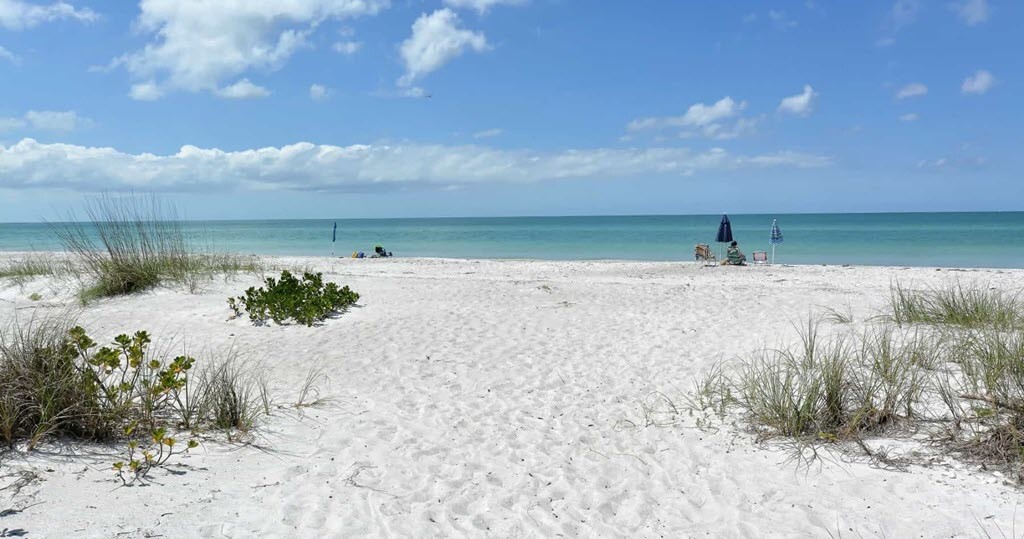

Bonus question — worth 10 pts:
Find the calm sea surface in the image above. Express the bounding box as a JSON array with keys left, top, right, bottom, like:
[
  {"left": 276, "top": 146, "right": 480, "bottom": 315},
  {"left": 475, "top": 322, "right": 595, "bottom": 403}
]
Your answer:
[{"left": 1, "top": 213, "right": 1022, "bottom": 268}]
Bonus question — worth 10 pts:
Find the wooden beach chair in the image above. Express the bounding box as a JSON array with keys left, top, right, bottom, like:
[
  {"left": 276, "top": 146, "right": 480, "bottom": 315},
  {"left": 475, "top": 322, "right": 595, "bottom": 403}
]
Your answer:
[
  {"left": 694, "top": 243, "right": 717, "bottom": 266},
  {"left": 752, "top": 251, "right": 768, "bottom": 265}
]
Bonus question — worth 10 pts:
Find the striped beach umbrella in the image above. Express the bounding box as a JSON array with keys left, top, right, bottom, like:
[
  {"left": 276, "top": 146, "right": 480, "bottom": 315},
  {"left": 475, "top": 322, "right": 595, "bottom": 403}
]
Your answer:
[{"left": 769, "top": 219, "right": 783, "bottom": 264}]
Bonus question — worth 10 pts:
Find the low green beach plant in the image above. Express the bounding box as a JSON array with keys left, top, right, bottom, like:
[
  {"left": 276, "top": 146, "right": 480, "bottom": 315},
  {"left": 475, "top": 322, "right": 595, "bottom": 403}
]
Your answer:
[
  {"left": 229, "top": 270, "right": 359, "bottom": 326},
  {"left": 0, "top": 316, "right": 279, "bottom": 484}
]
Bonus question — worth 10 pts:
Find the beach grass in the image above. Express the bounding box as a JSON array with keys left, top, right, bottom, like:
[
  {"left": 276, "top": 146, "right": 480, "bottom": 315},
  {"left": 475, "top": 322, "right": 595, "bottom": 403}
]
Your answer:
[
  {"left": 692, "top": 281, "right": 1024, "bottom": 478},
  {"left": 51, "top": 196, "right": 265, "bottom": 298},
  {"left": 890, "top": 281, "right": 1023, "bottom": 329},
  {"left": 0, "top": 255, "right": 76, "bottom": 287},
  {"left": 0, "top": 315, "right": 124, "bottom": 449}
]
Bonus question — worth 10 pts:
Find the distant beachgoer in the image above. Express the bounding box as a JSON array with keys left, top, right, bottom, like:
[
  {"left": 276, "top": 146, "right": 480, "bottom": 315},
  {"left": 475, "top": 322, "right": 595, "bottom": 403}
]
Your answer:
[
  {"left": 374, "top": 244, "right": 392, "bottom": 258},
  {"left": 724, "top": 241, "right": 746, "bottom": 265}
]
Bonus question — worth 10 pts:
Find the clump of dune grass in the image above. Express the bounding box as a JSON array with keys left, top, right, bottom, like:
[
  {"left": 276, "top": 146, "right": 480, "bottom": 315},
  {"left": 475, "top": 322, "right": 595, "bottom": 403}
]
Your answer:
[
  {"left": 52, "top": 196, "right": 265, "bottom": 298},
  {"left": 0, "top": 315, "right": 117, "bottom": 448},
  {"left": 890, "top": 281, "right": 1023, "bottom": 329},
  {"left": 936, "top": 327, "right": 1024, "bottom": 479},
  {"left": 694, "top": 318, "right": 935, "bottom": 443},
  {"left": 200, "top": 352, "right": 268, "bottom": 432}
]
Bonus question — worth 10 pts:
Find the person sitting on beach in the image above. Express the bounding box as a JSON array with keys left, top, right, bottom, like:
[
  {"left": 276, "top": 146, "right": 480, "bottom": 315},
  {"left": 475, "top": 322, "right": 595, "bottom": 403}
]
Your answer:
[
  {"left": 724, "top": 241, "right": 746, "bottom": 266},
  {"left": 374, "top": 244, "right": 392, "bottom": 258}
]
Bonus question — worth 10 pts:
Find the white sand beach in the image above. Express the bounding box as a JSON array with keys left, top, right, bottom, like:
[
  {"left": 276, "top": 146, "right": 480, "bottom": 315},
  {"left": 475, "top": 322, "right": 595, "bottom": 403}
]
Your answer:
[{"left": 2, "top": 254, "right": 1023, "bottom": 538}]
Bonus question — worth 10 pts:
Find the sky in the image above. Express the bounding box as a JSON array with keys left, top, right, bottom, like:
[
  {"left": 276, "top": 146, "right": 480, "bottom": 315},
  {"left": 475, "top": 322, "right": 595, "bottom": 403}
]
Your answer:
[{"left": 0, "top": 0, "right": 1020, "bottom": 222}]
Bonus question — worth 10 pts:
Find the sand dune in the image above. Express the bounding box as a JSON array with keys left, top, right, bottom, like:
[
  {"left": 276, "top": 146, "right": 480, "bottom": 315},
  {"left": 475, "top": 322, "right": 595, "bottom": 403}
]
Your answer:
[{"left": 1, "top": 255, "right": 1022, "bottom": 537}]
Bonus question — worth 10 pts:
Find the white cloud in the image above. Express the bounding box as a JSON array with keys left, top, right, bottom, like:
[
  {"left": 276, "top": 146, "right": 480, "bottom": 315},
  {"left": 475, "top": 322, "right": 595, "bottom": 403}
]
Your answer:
[
  {"left": 332, "top": 40, "right": 362, "bottom": 55},
  {"left": 472, "top": 128, "right": 502, "bottom": 139},
  {"left": 899, "top": 113, "right": 919, "bottom": 122},
  {"left": 875, "top": 37, "right": 895, "bottom": 47},
  {"left": 0, "top": 0, "right": 96, "bottom": 30},
  {"left": 23, "top": 110, "right": 87, "bottom": 131},
  {"left": 0, "top": 45, "right": 18, "bottom": 63},
  {"left": 777, "top": 85, "right": 817, "bottom": 116},
  {"left": 215, "top": 79, "right": 271, "bottom": 99},
  {"left": 129, "top": 81, "right": 164, "bottom": 101},
  {"left": 628, "top": 97, "right": 746, "bottom": 132},
  {"left": 0, "top": 110, "right": 90, "bottom": 132},
  {"left": 309, "top": 83, "right": 329, "bottom": 100},
  {"left": 115, "top": 0, "right": 387, "bottom": 98},
  {"left": 0, "top": 138, "right": 831, "bottom": 193},
  {"left": 443, "top": 0, "right": 526, "bottom": 14},
  {"left": 398, "top": 8, "right": 487, "bottom": 86},
  {"left": 955, "top": 0, "right": 989, "bottom": 25},
  {"left": 961, "top": 69, "right": 995, "bottom": 94},
  {"left": 697, "top": 117, "right": 761, "bottom": 140},
  {"left": 896, "top": 82, "right": 927, "bottom": 99}
]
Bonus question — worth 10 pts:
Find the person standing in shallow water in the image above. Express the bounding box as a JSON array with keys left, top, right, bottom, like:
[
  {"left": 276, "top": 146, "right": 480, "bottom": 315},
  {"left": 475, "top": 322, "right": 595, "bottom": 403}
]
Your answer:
[{"left": 724, "top": 240, "right": 746, "bottom": 265}]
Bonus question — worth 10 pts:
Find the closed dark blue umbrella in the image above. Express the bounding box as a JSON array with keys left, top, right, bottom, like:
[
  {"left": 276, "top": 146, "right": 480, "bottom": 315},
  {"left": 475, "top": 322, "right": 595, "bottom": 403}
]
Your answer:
[{"left": 716, "top": 214, "right": 733, "bottom": 243}]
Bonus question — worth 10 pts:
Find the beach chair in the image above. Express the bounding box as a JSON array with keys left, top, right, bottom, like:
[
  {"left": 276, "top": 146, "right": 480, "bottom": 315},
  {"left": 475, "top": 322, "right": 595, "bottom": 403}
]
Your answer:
[
  {"left": 752, "top": 251, "right": 768, "bottom": 265},
  {"left": 694, "top": 243, "right": 716, "bottom": 266}
]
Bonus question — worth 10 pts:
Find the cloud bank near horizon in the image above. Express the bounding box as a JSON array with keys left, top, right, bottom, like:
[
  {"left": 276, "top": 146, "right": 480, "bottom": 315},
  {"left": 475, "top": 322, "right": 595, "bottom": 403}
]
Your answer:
[{"left": 0, "top": 138, "right": 831, "bottom": 194}]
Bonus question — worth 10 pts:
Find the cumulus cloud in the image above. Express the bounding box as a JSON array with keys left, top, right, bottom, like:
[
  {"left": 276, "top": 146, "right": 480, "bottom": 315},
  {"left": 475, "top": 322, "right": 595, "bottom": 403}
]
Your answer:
[
  {"left": 443, "top": 0, "right": 526, "bottom": 14},
  {"left": 472, "top": 128, "right": 502, "bottom": 139},
  {"left": 0, "top": 110, "right": 90, "bottom": 132},
  {"left": 0, "top": 0, "right": 96, "bottom": 30},
  {"left": 628, "top": 98, "right": 762, "bottom": 140},
  {"left": 777, "top": 85, "right": 817, "bottom": 116},
  {"left": 332, "top": 40, "right": 362, "bottom": 55},
  {"left": 114, "top": 0, "right": 387, "bottom": 98},
  {"left": 961, "top": 69, "right": 995, "bottom": 94},
  {"left": 309, "top": 83, "right": 329, "bottom": 100},
  {"left": 899, "top": 113, "right": 919, "bottom": 122},
  {"left": 955, "top": 0, "right": 989, "bottom": 25},
  {"left": 215, "top": 79, "right": 271, "bottom": 99},
  {"left": 896, "top": 83, "right": 927, "bottom": 99},
  {"left": 628, "top": 97, "right": 746, "bottom": 131},
  {"left": 129, "top": 81, "right": 163, "bottom": 101},
  {"left": 398, "top": 8, "right": 487, "bottom": 86},
  {"left": 0, "top": 138, "right": 831, "bottom": 193}
]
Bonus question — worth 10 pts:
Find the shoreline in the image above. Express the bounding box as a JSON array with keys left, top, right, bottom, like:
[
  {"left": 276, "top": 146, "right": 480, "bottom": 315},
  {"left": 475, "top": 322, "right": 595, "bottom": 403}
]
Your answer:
[{"left": 2, "top": 250, "right": 1022, "bottom": 273}]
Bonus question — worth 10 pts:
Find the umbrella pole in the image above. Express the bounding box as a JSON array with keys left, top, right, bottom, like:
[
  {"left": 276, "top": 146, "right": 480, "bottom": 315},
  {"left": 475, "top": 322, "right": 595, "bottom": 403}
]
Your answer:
[{"left": 771, "top": 244, "right": 775, "bottom": 265}]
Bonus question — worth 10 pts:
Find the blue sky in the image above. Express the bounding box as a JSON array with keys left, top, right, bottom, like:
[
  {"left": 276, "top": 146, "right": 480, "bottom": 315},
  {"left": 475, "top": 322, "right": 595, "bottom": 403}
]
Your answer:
[{"left": 0, "top": 0, "right": 1019, "bottom": 221}]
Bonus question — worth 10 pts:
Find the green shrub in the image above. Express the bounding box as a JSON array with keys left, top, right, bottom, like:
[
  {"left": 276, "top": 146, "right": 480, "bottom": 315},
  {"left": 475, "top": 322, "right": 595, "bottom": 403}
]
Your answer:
[{"left": 229, "top": 270, "right": 359, "bottom": 327}]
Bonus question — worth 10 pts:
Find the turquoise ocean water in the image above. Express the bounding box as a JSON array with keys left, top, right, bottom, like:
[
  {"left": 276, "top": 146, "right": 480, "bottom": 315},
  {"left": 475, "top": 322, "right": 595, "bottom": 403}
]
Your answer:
[{"left": 1, "top": 213, "right": 1022, "bottom": 268}]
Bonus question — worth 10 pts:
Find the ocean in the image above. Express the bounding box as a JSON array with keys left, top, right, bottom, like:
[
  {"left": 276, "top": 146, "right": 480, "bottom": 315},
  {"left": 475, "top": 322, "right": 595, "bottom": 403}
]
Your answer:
[{"left": 1, "top": 212, "right": 1022, "bottom": 268}]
